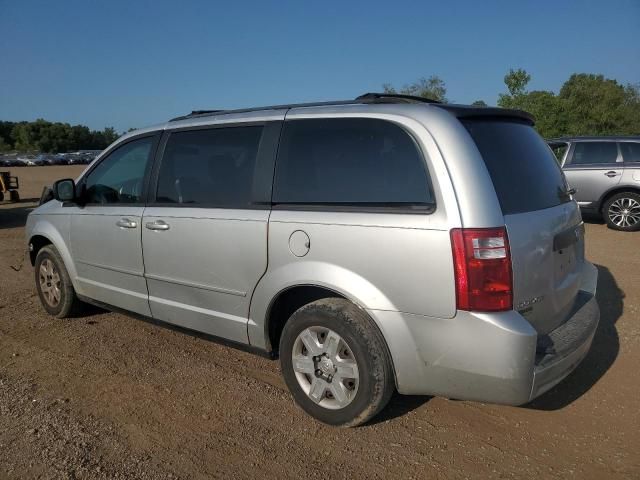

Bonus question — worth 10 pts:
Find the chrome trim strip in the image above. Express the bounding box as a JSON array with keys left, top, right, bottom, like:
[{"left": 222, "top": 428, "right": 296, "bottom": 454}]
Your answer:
[
  {"left": 77, "top": 260, "right": 143, "bottom": 277},
  {"left": 76, "top": 277, "right": 148, "bottom": 299},
  {"left": 144, "top": 273, "right": 246, "bottom": 297},
  {"left": 148, "top": 295, "right": 248, "bottom": 324}
]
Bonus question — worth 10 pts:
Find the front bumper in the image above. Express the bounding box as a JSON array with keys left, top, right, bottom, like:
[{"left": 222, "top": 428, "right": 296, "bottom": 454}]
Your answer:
[{"left": 370, "top": 262, "right": 599, "bottom": 405}]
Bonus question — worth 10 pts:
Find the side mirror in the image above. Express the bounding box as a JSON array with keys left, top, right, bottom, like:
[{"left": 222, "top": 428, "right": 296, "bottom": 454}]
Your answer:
[{"left": 52, "top": 178, "right": 76, "bottom": 202}]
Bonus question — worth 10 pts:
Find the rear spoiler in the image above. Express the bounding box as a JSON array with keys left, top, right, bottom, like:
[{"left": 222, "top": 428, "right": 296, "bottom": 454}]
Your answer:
[{"left": 434, "top": 104, "right": 535, "bottom": 126}]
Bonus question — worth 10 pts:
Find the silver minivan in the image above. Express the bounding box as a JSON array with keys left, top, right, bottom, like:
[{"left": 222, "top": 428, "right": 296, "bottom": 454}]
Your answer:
[
  {"left": 548, "top": 137, "right": 640, "bottom": 232},
  {"left": 26, "top": 93, "right": 600, "bottom": 426}
]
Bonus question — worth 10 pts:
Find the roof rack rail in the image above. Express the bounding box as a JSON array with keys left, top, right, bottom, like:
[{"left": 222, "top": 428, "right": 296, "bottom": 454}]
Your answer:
[
  {"left": 169, "top": 92, "right": 441, "bottom": 122},
  {"left": 355, "top": 92, "right": 442, "bottom": 104},
  {"left": 170, "top": 109, "right": 226, "bottom": 121},
  {"left": 190, "top": 110, "right": 224, "bottom": 115}
]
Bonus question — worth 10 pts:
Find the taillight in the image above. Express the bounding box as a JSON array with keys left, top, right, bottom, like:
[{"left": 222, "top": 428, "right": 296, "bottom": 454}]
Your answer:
[{"left": 450, "top": 227, "right": 513, "bottom": 312}]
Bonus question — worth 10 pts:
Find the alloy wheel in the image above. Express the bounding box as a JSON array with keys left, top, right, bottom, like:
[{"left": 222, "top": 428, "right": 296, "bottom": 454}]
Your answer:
[
  {"left": 39, "top": 258, "right": 61, "bottom": 307},
  {"left": 608, "top": 197, "right": 640, "bottom": 229}
]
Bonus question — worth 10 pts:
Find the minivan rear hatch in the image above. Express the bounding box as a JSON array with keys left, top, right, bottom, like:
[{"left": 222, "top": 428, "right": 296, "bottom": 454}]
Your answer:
[{"left": 463, "top": 119, "right": 584, "bottom": 334}]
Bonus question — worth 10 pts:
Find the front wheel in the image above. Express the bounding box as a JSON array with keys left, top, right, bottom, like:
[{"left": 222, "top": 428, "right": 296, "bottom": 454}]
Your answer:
[
  {"left": 279, "top": 298, "right": 395, "bottom": 427},
  {"left": 603, "top": 192, "right": 640, "bottom": 231},
  {"left": 34, "top": 245, "right": 83, "bottom": 318}
]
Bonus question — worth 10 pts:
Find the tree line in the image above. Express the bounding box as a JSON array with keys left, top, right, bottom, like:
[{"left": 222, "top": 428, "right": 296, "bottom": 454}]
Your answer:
[
  {"left": 0, "top": 120, "right": 121, "bottom": 153},
  {"left": 383, "top": 69, "right": 640, "bottom": 138}
]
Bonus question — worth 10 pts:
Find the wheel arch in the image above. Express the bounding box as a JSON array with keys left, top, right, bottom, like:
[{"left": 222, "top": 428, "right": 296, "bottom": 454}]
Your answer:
[
  {"left": 29, "top": 234, "right": 53, "bottom": 265},
  {"left": 258, "top": 283, "right": 399, "bottom": 389},
  {"left": 263, "top": 284, "right": 349, "bottom": 354},
  {"left": 248, "top": 261, "right": 400, "bottom": 350},
  {"left": 247, "top": 261, "right": 402, "bottom": 383},
  {"left": 27, "top": 219, "right": 80, "bottom": 290},
  {"left": 598, "top": 185, "right": 640, "bottom": 213}
]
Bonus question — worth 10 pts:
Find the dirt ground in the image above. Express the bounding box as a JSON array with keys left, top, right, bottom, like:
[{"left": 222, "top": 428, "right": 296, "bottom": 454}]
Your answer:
[{"left": 1, "top": 166, "right": 639, "bottom": 479}]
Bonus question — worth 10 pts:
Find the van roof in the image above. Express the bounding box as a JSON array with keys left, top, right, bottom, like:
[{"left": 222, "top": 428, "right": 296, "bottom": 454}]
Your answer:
[{"left": 169, "top": 92, "right": 535, "bottom": 125}]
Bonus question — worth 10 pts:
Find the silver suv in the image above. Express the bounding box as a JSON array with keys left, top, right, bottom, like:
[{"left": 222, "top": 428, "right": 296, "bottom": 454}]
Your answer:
[
  {"left": 26, "top": 94, "right": 600, "bottom": 427},
  {"left": 549, "top": 137, "right": 640, "bottom": 231}
]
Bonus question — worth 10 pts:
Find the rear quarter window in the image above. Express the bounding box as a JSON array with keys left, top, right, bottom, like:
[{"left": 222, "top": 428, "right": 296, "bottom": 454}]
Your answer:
[
  {"left": 462, "top": 119, "right": 570, "bottom": 215},
  {"left": 273, "top": 118, "right": 433, "bottom": 208},
  {"left": 620, "top": 142, "right": 640, "bottom": 163}
]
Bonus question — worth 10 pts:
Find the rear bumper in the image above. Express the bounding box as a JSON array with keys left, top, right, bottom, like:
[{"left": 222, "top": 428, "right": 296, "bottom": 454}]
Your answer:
[
  {"left": 530, "top": 290, "right": 599, "bottom": 399},
  {"left": 372, "top": 261, "right": 599, "bottom": 405}
]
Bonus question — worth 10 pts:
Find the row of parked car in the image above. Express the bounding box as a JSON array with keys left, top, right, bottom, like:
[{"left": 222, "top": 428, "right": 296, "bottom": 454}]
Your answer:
[{"left": 0, "top": 151, "right": 102, "bottom": 167}]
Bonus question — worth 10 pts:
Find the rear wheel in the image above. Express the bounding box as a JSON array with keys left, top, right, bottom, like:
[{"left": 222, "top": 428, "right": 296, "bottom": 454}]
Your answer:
[
  {"left": 0, "top": 191, "right": 4, "bottom": 201},
  {"left": 35, "top": 245, "right": 83, "bottom": 317},
  {"left": 603, "top": 191, "right": 640, "bottom": 231},
  {"left": 279, "top": 298, "right": 394, "bottom": 427}
]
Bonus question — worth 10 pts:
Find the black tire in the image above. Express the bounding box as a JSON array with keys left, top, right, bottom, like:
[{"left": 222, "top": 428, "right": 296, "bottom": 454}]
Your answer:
[
  {"left": 0, "top": 191, "right": 4, "bottom": 202},
  {"left": 34, "top": 245, "right": 83, "bottom": 318},
  {"left": 279, "top": 298, "right": 395, "bottom": 427},
  {"left": 9, "top": 190, "right": 19, "bottom": 202},
  {"left": 603, "top": 191, "right": 640, "bottom": 232}
]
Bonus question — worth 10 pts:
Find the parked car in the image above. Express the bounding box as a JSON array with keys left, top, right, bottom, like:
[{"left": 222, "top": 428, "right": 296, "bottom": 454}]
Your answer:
[
  {"left": 17, "top": 155, "right": 43, "bottom": 166},
  {"left": 79, "top": 153, "right": 96, "bottom": 164},
  {"left": 64, "top": 153, "right": 94, "bottom": 165},
  {"left": 548, "top": 136, "right": 640, "bottom": 231},
  {"left": 65, "top": 153, "right": 83, "bottom": 165},
  {"left": 26, "top": 93, "right": 600, "bottom": 426},
  {"left": 37, "top": 154, "right": 58, "bottom": 166},
  {"left": 1, "top": 154, "right": 22, "bottom": 167},
  {"left": 78, "top": 149, "right": 102, "bottom": 163},
  {"left": 53, "top": 153, "right": 70, "bottom": 165}
]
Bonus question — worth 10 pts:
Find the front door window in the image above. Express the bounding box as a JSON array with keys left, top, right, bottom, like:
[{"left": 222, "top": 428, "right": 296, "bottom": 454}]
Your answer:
[{"left": 83, "top": 137, "right": 154, "bottom": 204}]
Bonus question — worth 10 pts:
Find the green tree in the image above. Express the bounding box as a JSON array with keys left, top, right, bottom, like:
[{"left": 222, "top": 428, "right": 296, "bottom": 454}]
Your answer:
[
  {"left": 383, "top": 75, "right": 447, "bottom": 102},
  {"left": 471, "top": 100, "right": 488, "bottom": 107},
  {"left": 1, "top": 119, "right": 125, "bottom": 152},
  {"left": 71, "top": 125, "right": 92, "bottom": 151},
  {"left": 0, "top": 135, "right": 10, "bottom": 152},
  {"left": 32, "top": 119, "right": 56, "bottom": 152},
  {"left": 498, "top": 69, "right": 563, "bottom": 137},
  {"left": 102, "top": 127, "right": 119, "bottom": 145},
  {"left": 503, "top": 68, "right": 531, "bottom": 97},
  {"left": 0, "top": 121, "right": 16, "bottom": 150},
  {"left": 527, "top": 91, "right": 566, "bottom": 137},
  {"left": 498, "top": 68, "right": 640, "bottom": 137},
  {"left": 559, "top": 74, "right": 640, "bottom": 135},
  {"left": 11, "top": 122, "right": 36, "bottom": 151}
]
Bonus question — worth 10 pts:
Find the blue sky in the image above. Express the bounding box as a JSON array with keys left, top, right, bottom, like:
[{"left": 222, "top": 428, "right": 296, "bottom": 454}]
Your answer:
[{"left": 1, "top": 0, "right": 638, "bottom": 132}]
